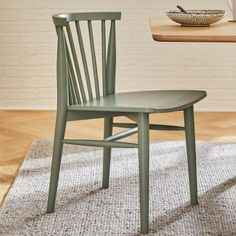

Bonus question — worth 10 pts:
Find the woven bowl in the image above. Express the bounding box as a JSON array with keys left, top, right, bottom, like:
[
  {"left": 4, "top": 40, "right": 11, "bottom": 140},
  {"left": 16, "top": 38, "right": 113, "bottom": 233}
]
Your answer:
[{"left": 166, "top": 10, "right": 226, "bottom": 27}]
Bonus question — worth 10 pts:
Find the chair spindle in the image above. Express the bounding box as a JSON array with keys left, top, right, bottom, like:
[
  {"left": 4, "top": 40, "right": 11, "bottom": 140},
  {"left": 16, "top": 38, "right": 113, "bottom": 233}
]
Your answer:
[
  {"left": 65, "top": 41, "right": 81, "bottom": 104},
  {"left": 106, "top": 20, "right": 116, "bottom": 95},
  {"left": 88, "top": 20, "right": 100, "bottom": 99},
  {"left": 66, "top": 24, "right": 87, "bottom": 102},
  {"left": 101, "top": 20, "right": 107, "bottom": 96},
  {"left": 75, "top": 21, "right": 93, "bottom": 101}
]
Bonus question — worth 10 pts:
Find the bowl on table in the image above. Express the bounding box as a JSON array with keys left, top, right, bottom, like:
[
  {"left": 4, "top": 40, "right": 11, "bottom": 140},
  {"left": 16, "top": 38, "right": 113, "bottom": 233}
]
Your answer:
[{"left": 166, "top": 10, "right": 226, "bottom": 27}]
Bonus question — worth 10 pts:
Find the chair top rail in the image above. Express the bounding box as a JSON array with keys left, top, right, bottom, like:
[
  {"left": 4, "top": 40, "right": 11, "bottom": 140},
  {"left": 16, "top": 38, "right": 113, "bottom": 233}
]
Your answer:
[{"left": 53, "top": 12, "right": 121, "bottom": 26}]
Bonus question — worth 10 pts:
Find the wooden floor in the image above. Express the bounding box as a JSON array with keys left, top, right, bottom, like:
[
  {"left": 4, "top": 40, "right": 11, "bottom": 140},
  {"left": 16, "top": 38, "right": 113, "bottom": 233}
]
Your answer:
[{"left": 0, "top": 110, "right": 236, "bottom": 207}]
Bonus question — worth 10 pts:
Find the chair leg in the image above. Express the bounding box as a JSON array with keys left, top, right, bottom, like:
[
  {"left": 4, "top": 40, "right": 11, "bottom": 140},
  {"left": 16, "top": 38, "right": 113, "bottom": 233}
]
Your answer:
[
  {"left": 47, "top": 110, "right": 67, "bottom": 213},
  {"left": 138, "top": 113, "right": 150, "bottom": 234},
  {"left": 102, "top": 117, "right": 113, "bottom": 189},
  {"left": 184, "top": 106, "right": 198, "bottom": 205}
]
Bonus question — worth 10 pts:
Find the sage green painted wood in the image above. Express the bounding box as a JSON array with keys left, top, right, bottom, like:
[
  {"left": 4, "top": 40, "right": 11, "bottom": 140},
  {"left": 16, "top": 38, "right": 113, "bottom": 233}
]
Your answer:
[
  {"left": 184, "top": 106, "right": 198, "bottom": 205},
  {"left": 55, "top": 27, "right": 68, "bottom": 107},
  {"left": 62, "top": 138, "right": 138, "bottom": 148},
  {"left": 66, "top": 110, "right": 124, "bottom": 121},
  {"left": 112, "top": 123, "right": 138, "bottom": 128},
  {"left": 138, "top": 113, "right": 150, "bottom": 234},
  {"left": 53, "top": 12, "right": 121, "bottom": 26},
  {"left": 75, "top": 21, "right": 93, "bottom": 101},
  {"left": 113, "top": 123, "right": 185, "bottom": 131},
  {"left": 65, "top": 41, "right": 81, "bottom": 104},
  {"left": 67, "top": 65, "right": 78, "bottom": 105},
  {"left": 102, "top": 117, "right": 113, "bottom": 188},
  {"left": 107, "top": 20, "right": 116, "bottom": 95},
  {"left": 88, "top": 20, "right": 100, "bottom": 98},
  {"left": 49, "top": 12, "right": 207, "bottom": 233},
  {"left": 67, "top": 90, "right": 207, "bottom": 113},
  {"left": 67, "top": 61, "right": 77, "bottom": 105},
  {"left": 66, "top": 24, "right": 87, "bottom": 102},
  {"left": 47, "top": 26, "right": 67, "bottom": 213},
  {"left": 150, "top": 124, "right": 184, "bottom": 131},
  {"left": 125, "top": 113, "right": 138, "bottom": 122},
  {"left": 68, "top": 77, "right": 75, "bottom": 105},
  {"left": 104, "top": 127, "right": 138, "bottom": 142},
  {"left": 47, "top": 111, "right": 67, "bottom": 213},
  {"left": 101, "top": 20, "right": 107, "bottom": 96}
]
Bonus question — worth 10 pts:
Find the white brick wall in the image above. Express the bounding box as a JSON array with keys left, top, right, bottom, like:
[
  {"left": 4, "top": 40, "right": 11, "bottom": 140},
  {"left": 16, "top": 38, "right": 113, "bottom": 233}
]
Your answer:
[{"left": 0, "top": 0, "right": 235, "bottom": 111}]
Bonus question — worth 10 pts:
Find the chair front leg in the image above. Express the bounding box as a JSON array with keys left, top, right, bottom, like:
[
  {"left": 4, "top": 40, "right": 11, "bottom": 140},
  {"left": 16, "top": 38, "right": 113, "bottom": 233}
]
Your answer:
[
  {"left": 138, "top": 113, "right": 150, "bottom": 234},
  {"left": 184, "top": 106, "right": 198, "bottom": 205},
  {"left": 47, "top": 110, "right": 67, "bottom": 213},
  {"left": 102, "top": 117, "right": 113, "bottom": 189}
]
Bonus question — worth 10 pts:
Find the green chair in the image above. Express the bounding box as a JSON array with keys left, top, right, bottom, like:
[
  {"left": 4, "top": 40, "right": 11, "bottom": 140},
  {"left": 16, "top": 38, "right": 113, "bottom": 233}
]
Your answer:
[{"left": 48, "top": 12, "right": 207, "bottom": 234}]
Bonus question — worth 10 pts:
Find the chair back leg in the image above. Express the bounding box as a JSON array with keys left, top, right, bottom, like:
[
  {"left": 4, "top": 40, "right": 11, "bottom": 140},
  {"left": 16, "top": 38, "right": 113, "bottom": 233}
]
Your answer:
[
  {"left": 102, "top": 117, "right": 113, "bottom": 188},
  {"left": 47, "top": 110, "right": 67, "bottom": 213},
  {"left": 138, "top": 113, "right": 150, "bottom": 234},
  {"left": 184, "top": 106, "right": 198, "bottom": 205}
]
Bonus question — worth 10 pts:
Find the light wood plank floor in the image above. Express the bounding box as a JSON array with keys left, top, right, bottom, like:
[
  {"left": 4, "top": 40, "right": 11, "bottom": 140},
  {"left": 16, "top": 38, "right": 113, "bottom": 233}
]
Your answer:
[{"left": 0, "top": 111, "right": 236, "bottom": 207}]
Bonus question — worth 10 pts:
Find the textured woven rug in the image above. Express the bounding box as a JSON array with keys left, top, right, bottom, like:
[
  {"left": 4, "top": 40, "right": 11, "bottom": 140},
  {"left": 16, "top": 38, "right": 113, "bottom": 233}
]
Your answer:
[{"left": 0, "top": 140, "right": 236, "bottom": 236}]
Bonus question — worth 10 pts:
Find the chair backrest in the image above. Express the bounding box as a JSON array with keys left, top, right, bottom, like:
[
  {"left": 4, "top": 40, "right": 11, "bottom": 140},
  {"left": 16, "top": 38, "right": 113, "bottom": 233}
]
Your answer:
[{"left": 52, "top": 12, "right": 121, "bottom": 107}]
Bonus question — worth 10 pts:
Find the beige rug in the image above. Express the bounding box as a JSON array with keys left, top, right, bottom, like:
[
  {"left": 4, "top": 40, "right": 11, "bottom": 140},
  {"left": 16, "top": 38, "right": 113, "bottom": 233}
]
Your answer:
[{"left": 0, "top": 140, "right": 236, "bottom": 235}]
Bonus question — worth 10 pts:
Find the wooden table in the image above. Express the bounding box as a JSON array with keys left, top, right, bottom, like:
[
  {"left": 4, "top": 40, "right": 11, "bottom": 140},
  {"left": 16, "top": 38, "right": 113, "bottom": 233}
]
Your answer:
[{"left": 149, "top": 18, "right": 236, "bottom": 43}]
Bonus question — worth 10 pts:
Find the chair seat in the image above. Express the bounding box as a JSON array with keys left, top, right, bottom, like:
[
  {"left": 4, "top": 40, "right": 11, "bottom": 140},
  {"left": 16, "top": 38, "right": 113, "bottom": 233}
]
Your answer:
[{"left": 68, "top": 90, "right": 207, "bottom": 113}]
